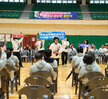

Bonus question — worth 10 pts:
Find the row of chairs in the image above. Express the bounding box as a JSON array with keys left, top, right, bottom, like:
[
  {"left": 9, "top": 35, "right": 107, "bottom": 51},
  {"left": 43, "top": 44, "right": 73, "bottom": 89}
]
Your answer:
[
  {"left": 71, "top": 69, "right": 108, "bottom": 99},
  {"left": 0, "top": 11, "right": 22, "bottom": 18},
  {"left": 0, "top": 2, "right": 26, "bottom": 18},
  {"left": 88, "top": 4, "right": 108, "bottom": 12},
  {"left": 0, "top": 2, "right": 26, "bottom": 10},
  {"left": 88, "top": 4, "right": 108, "bottom": 20},
  {"left": 68, "top": 50, "right": 107, "bottom": 65},
  {"left": 18, "top": 70, "right": 58, "bottom": 99},
  {"left": 0, "top": 65, "right": 20, "bottom": 99},
  {"left": 91, "top": 13, "right": 108, "bottom": 20},
  {"left": 21, "top": 49, "right": 38, "bottom": 62}
]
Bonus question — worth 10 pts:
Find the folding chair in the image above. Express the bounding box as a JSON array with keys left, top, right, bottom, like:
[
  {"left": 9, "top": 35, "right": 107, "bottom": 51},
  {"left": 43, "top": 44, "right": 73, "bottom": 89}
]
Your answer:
[
  {"left": 18, "top": 85, "right": 54, "bottom": 99},
  {"left": 24, "top": 75, "right": 54, "bottom": 93},
  {"left": 31, "top": 71, "right": 56, "bottom": 93},
  {"left": 21, "top": 50, "right": 29, "bottom": 62},
  {"left": 85, "top": 76, "right": 108, "bottom": 91},
  {"left": 0, "top": 67, "right": 10, "bottom": 99},
  {"left": 84, "top": 87, "right": 108, "bottom": 99},
  {"left": 78, "top": 72, "right": 104, "bottom": 99}
]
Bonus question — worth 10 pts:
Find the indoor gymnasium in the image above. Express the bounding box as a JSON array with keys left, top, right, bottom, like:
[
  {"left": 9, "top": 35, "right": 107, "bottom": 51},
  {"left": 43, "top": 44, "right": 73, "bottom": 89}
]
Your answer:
[{"left": 0, "top": 0, "right": 108, "bottom": 99}]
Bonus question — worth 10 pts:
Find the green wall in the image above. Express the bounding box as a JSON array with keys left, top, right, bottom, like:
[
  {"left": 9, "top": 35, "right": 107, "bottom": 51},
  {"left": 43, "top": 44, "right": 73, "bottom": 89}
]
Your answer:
[
  {"left": 6, "top": 42, "right": 12, "bottom": 47},
  {"left": 45, "top": 35, "right": 108, "bottom": 49},
  {"left": 6, "top": 36, "right": 108, "bottom": 49}
]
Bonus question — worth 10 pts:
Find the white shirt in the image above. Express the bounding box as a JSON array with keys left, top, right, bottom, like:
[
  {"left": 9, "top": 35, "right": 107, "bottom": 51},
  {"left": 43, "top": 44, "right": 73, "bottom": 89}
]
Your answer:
[
  {"left": 35, "top": 40, "right": 44, "bottom": 51},
  {"left": 99, "top": 48, "right": 105, "bottom": 53},
  {"left": 11, "top": 38, "right": 23, "bottom": 52},
  {"left": 62, "top": 40, "right": 69, "bottom": 52},
  {"left": 102, "top": 48, "right": 108, "bottom": 56},
  {"left": 49, "top": 43, "right": 62, "bottom": 58}
]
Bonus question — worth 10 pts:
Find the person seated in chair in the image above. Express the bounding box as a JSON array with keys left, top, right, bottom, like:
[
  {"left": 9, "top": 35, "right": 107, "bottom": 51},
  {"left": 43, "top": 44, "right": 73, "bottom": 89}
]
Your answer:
[
  {"left": 30, "top": 52, "right": 54, "bottom": 76},
  {"left": 7, "top": 47, "right": 19, "bottom": 67},
  {"left": 6, "top": 49, "right": 18, "bottom": 81},
  {"left": 44, "top": 49, "right": 57, "bottom": 68},
  {"left": 72, "top": 47, "right": 84, "bottom": 73},
  {"left": 6, "top": 49, "right": 16, "bottom": 71},
  {"left": 24, "top": 43, "right": 31, "bottom": 52},
  {"left": 0, "top": 45, "right": 7, "bottom": 71},
  {"left": 0, "top": 46, "right": 9, "bottom": 98},
  {"left": 91, "top": 45, "right": 100, "bottom": 64},
  {"left": 78, "top": 52, "right": 102, "bottom": 79}
]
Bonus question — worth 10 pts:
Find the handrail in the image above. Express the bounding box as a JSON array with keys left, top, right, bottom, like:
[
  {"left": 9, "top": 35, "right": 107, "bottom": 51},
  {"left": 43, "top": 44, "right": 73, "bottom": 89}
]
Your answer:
[{"left": 0, "top": 10, "right": 108, "bottom": 13}]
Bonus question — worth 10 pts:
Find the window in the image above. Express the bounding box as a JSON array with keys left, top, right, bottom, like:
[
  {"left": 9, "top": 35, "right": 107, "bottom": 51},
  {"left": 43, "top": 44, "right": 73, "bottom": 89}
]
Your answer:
[
  {"left": 73, "top": 0, "right": 76, "bottom": 3},
  {"left": 100, "top": 0, "right": 104, "bottom": 3},
  {"left": 63, "top": 0, "right": 67, "bottom": 3},
  {"left": 37, "top": 0, "right": 40, "bottom": 3},
  {"left": 106, "top": 0, "right": 108, "bottom": 3},
  {"left": 20, "top": 0, "right": 24, "bottom": 2},
  {"left": 14, "top": 0, "right": 19, "bottom": 2},
  {"left": 36, "top": 0, "right": 77, "bottom": 4},
  {"left": 68, "top": 1, "right": 72, "bottom": 3},
  {"left": 52, "top": 0, "right": 56, "bottom": 3},
  {"left": 4, "top": 0, "right": 8, "bottom": 2},
  {"left": 90, "top": 0, "right": 94, "bottom": 3},
  {"left": 41, "top": 0, "right": 46, "bottom": 3},
  {"left": 46, "top": 0, "right": 51, "bottom": 3},
  {"left": 0, "top": 0, "right": 24, "bottom": 2},
  {"left": 95, "top": 0, "right": 100, "bottom": 3},
  {"left": 57, "top": 0, "right": 61, "bottom": 3},
  {"left": 90, "top": 0, "right": 108, "bottom": 4},
  {"left": 9, "top": 0, "right": 14, "bottom": 2}
]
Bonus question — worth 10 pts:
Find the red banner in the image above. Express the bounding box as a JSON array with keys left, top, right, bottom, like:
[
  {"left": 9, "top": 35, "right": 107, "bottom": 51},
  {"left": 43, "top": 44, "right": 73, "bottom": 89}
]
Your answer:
[{"left": 12, "top": 34, "right": 24, "bottom": 38}]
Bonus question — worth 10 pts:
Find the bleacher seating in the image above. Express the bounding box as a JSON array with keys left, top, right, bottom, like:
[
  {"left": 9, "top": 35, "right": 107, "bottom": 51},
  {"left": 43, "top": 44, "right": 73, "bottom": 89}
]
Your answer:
[
  {"left": 30, "top": 3, "right": 83, "bottom": 19},
  {"left": 0, "top": 2, "right": 26, "bottom": 18},
  {"left": 88, "top": 4, "right": 108, "bottom": 20}
]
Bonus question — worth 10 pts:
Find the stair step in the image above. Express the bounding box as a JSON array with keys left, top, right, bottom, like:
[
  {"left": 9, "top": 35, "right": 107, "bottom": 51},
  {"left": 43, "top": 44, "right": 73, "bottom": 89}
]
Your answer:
[
  {"left": 80, "top": 5, "right": 92, "bottom": 20},
  {"left": 20, "top": 5, "right": 33, "bottom": 19}
]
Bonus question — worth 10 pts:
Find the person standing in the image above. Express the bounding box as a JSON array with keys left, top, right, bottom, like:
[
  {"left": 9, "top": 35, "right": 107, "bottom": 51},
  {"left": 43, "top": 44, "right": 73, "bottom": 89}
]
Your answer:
[
  {"left": 35, "top": 38, "right": 45, "bottom": 53},
  {"left": 61, "top": 37, "right": 69, "bottom": 67},
  {"left": 99, "top": 45, "right": 106, "bottom": 64},
  {"left": 103, "top": 43, "right": 108, "bottom": 63},
  {"left": 49, "top": 37, "right": 62, "bottom": 66},
  {"left": 11, "top": 35, "right": 23, "bottom": 67},
  {"left": 83, "top": 39, "right": 90, "bottom": 54}
]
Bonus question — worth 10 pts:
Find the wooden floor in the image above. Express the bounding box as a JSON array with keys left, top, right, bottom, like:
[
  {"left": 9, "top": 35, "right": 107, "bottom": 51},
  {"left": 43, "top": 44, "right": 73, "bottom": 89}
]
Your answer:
[{"left": 8, "top": 60, "right": 106, "bottom": 99}]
